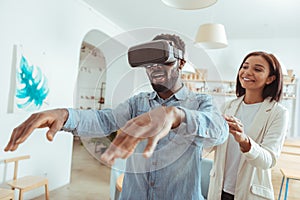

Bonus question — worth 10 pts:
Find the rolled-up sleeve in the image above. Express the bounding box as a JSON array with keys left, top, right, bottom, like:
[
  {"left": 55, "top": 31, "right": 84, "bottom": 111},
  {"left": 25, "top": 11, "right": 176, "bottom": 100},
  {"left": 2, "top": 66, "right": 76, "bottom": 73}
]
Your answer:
[
  {"left": 176, "top": 94, "right": 229, "bottom": 148},
  {"left": 62, "top": 100, "right": 133, "bottom": 137},
  {"left": 242, "top": 106, "right": 289, "bottom": 169}
]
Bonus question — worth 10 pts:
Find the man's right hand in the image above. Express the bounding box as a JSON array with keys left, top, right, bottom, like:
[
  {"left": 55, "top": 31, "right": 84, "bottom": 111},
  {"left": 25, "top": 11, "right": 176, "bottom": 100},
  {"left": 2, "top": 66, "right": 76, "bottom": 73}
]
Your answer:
[
  {"left": 4, "top": 108, "right": 69, "bottom": 152},
  {"left": 100, "top": 106, "right": 185, "bottom": 165}
]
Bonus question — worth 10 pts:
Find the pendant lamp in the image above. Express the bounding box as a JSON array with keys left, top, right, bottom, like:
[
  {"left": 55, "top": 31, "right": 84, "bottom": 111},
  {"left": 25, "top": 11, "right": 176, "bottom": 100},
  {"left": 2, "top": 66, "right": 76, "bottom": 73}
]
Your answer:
[
  {"left": 161, "top": 0, "right": 217, "bottom": 10},
  {"left": 195, "top": 23, "right": 228, "bottom": 49}
]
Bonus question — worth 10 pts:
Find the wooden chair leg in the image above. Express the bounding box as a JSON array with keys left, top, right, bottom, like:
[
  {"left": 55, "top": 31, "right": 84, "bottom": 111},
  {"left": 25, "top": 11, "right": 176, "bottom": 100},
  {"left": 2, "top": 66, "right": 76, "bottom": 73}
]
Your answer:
[
  {"left": 284, "top": 178, "right": 290, "bottom": 200},
  {"left": 10, "top": 188, "right": 15, "bottom": 200},
  {"left": 278, "top": 176, "right": 285, "bottom": 200},
  {"left": 18, "top": 190, "right": 24, "bottom": 200},
  {"left": 45, "top": 183, "right": 49, "bottom": 200}
]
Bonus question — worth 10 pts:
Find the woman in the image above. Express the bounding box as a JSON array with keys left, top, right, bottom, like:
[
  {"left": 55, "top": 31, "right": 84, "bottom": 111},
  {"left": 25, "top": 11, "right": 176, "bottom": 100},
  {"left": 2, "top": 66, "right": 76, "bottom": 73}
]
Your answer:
[{"left": 207, "top": 51, "right": 289, "bottom": 200}]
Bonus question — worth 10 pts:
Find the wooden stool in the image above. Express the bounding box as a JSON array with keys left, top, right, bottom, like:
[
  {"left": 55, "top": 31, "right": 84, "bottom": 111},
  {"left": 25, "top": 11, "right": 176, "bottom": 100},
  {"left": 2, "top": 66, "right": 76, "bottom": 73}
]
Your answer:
[
  {"left": 278, "top": 144, "right": 300, "bottom": 200},
  {"left": 0, "top": 188, "right": 14, "bottom": 200},
  {"left": 278, "top": 167, "right": 300, "bottom": 200}
]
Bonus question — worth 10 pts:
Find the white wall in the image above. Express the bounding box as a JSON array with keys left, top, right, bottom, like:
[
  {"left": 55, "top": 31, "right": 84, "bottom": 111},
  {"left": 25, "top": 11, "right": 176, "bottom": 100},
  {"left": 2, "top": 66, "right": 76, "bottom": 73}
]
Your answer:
[
  {"left": 0, "top": 0, "right": 123, "bottom": 199},
  {"left": 207, "top": 38, "right": 300, "bottom": 80}
]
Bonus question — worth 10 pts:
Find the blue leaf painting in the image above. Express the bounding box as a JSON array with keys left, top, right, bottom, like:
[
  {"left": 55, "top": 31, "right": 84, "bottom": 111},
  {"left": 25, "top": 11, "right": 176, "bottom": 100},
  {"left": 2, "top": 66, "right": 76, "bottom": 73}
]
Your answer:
[{"left": 16, "top": 55, "right": 49, "bottom": 111}]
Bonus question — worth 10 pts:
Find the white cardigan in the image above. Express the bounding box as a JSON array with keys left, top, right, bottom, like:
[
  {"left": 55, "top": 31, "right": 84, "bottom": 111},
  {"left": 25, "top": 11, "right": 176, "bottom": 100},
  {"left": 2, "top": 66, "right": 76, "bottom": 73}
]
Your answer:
[{"left": 207, "top": 96, "right": 288, "bottom": 200}]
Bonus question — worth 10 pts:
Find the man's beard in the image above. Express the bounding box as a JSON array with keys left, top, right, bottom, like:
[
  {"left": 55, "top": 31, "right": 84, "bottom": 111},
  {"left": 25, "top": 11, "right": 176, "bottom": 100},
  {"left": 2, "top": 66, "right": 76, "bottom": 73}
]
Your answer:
[
  {"left": 151, "top": 68, "right": 180, "bottom": 93},
  {"left": 151, "top": 83, "right": 170, "bottom": 93}
]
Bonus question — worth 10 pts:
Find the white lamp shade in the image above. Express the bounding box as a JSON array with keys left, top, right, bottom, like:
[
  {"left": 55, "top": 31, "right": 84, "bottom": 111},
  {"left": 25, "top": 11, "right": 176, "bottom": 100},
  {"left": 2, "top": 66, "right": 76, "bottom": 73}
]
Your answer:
[
  {"left": 195, "top": 23, "right": 228, "bottom": 49},
  {"left": 161, "top": 0, "right": 217, "bottom": 10}
]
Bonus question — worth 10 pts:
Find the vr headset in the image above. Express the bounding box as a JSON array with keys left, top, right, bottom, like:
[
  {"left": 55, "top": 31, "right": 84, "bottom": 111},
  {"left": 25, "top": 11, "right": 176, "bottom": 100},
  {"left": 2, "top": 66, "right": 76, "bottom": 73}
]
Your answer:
[{"left": 128, "top": 40, "right": 184, "bottom": 67}]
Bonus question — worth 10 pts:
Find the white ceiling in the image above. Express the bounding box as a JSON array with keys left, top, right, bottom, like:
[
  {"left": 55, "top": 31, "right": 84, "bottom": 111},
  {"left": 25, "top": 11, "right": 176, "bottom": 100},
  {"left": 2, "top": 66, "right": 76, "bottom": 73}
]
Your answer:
[{"left": 82, "top": 0, "right": 300, "bottom": 40}]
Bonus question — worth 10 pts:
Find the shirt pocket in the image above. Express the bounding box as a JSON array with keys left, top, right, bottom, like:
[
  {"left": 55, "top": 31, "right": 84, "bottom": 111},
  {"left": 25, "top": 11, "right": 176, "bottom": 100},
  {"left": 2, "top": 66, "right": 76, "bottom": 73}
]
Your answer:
[{"left": 250, "top": 184, "right": 273, "bottom": 199}]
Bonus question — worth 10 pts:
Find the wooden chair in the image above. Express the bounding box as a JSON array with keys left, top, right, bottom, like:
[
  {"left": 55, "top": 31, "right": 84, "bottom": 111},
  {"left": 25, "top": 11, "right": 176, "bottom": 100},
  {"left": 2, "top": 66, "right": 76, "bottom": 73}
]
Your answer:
[
  {"left": 0, "top": 188, "right": 14, "bottom": 200},
  {"left": 4, "top": 155, "right": 49, "bottom": 200}
]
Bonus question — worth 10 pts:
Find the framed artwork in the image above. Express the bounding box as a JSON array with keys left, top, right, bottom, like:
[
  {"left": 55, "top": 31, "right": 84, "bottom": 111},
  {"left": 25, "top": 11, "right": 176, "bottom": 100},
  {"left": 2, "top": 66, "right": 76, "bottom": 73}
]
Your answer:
[{"left": 8, "top": 45, "right": 49, "bottom": 113}]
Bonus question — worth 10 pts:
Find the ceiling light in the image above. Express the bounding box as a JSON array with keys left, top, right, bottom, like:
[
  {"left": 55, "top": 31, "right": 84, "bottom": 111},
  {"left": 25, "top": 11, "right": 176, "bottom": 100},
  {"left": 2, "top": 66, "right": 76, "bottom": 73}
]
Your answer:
[
  {"left": 195, "top": 23, "right": 228, "bottom": 49},
  {"left": 161, "top": 0, "right": 217, "bottom": 10}
]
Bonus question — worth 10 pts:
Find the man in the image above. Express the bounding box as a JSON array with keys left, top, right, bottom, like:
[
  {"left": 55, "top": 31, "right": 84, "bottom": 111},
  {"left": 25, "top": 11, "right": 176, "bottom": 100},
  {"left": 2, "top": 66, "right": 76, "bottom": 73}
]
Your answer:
[{"left": 5, "top": 33, "right": 228, "bottom": 200}]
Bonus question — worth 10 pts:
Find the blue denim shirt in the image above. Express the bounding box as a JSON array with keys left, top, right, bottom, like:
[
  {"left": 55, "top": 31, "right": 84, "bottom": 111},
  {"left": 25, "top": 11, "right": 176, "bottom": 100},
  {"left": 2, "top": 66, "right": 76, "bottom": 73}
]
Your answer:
[{"left": 63, "top": 86, "right": 228, "bottom": 200}]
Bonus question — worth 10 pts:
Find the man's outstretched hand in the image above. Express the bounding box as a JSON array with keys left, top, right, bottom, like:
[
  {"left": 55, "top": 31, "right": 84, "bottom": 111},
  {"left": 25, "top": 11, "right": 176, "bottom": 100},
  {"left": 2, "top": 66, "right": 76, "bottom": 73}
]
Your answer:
[
  {"left": 100, "top": 106, "right": 185, "bottom": 165},
  {"left": 4, "top": 108, "right": 69, "bottom": 151}
]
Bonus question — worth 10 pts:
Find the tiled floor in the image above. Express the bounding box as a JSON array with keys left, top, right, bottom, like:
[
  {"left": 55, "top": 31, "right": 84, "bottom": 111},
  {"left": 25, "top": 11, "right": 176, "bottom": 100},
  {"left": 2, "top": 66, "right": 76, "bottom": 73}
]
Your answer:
[{"left": 33, "top": 138, "right": 300, "bottom": 200}]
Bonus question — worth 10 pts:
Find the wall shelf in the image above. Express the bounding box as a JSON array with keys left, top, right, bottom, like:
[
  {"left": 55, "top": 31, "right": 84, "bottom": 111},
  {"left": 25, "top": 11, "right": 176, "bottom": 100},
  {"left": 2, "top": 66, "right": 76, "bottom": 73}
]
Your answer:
[{"left": 182, "top": 78, "right": 297, "bottom": 100}]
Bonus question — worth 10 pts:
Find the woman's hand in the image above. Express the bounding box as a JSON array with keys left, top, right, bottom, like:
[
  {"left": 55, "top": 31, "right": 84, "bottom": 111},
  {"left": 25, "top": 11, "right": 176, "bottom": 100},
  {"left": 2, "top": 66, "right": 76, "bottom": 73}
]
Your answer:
[{"left": 224, "top": 115, "right": 251, "bottom": 152}]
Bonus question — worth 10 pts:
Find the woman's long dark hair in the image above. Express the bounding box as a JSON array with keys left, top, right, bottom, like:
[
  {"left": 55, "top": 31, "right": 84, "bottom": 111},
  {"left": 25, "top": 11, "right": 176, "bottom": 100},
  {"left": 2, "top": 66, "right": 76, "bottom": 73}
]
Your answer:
[{"left": 236, "top": 51, "right": 283, "bottom": 102}]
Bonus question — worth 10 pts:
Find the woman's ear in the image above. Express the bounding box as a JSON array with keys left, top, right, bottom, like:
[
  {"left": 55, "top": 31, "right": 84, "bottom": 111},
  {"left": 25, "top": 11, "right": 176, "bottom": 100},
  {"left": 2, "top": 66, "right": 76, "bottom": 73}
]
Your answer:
[{"left": 266, "top": 75, "right": 276, "bottom": 85}]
